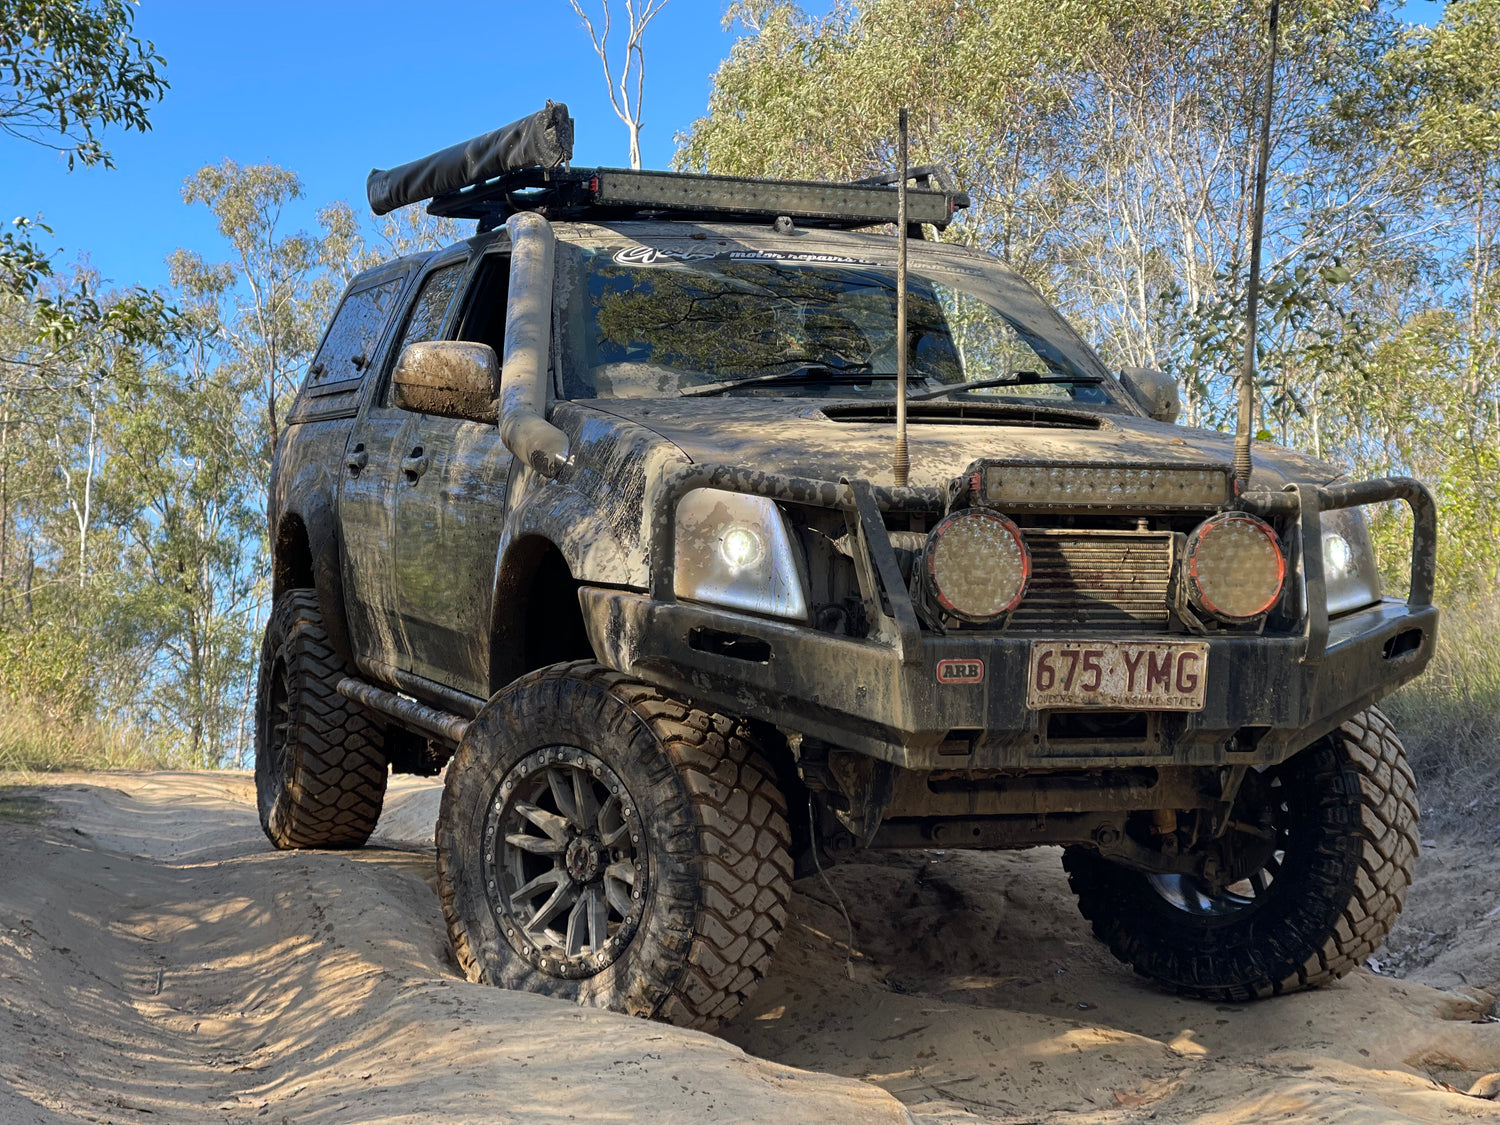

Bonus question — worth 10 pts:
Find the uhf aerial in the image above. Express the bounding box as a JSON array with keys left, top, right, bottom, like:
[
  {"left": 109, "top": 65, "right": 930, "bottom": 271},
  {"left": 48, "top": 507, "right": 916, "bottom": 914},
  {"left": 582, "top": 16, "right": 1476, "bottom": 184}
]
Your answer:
[{"left": 1237, "top": 0, "right": 1281, "bottom": 490}]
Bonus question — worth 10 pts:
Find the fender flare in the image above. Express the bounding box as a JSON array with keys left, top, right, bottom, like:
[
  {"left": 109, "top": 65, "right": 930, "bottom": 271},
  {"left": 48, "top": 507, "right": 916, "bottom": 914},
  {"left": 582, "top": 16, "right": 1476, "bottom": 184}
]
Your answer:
[
  {"left": 274, "top": 461, "right": 354, "bottom": 665},
  {"left": 487, "top": 484, "right": 641, "bottom": 692}
]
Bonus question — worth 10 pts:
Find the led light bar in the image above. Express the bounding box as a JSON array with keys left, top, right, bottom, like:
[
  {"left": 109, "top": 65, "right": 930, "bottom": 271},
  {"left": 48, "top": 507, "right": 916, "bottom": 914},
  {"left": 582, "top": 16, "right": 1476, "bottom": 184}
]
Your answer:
[
  {"left": 427, "top": 165, "right": 968, "bottom": 230},
  {"left": 592, "top": 169, "right": 959, "bottom": 227},
  {"left": 976, "top": 461, "right": 1234, "bottom": 510}
]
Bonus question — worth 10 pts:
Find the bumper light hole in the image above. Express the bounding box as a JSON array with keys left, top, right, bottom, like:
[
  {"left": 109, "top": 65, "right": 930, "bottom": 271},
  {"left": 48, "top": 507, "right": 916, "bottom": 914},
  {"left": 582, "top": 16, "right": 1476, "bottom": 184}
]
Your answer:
[
  {"left": 688, "top": 627, "right": 771, "bottom": 663},
  {"left": 1382, "top": 628, "right": 1423, "bottom": 660}
]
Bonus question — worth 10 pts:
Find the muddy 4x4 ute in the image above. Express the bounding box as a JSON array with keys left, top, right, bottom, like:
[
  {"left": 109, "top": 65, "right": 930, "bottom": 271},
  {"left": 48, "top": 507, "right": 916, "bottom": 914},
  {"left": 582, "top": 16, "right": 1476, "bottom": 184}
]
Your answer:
[{"left": 257, "top": 104, "right": 1436, "bottom": 1028}]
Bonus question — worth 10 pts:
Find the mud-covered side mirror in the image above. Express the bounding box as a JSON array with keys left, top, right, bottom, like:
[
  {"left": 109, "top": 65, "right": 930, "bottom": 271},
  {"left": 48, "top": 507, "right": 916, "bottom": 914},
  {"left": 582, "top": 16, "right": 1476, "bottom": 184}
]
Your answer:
[
  {"left": 1119, "top": 366, "right": 1181, "bottom": 424},
  {"left": 393, "top": 341, "right": 499, "bottom": 424}
]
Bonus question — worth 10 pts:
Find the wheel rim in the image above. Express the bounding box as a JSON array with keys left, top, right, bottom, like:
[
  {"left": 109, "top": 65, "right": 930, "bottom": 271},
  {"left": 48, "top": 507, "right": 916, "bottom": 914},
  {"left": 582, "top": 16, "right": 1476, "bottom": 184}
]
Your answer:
[
  {"left": 1146, "top": 770, "right": 1290, "bottom": 918},
  {"left": 266, "top": 655, "right": 293, "bottom": 787},
  {"left": 483, "top": 745, "right": 647, "bottom": 978}
]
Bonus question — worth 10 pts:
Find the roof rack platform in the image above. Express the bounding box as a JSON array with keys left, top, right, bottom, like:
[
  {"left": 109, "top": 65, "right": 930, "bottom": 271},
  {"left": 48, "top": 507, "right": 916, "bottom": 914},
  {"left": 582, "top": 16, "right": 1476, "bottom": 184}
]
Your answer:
[
  {"left": 366, "top": 103, "right": 968, "bottom": 232},
  {"left": 428, "top": 165, "right": 968, "bottom": 232}
]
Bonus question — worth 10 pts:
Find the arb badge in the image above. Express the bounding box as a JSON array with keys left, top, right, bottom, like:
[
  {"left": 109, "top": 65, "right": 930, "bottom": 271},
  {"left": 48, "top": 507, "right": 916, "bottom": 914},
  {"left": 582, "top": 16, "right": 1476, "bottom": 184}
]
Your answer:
[{"left": 936, "top": 659, "right": 985, "bottom": 684}]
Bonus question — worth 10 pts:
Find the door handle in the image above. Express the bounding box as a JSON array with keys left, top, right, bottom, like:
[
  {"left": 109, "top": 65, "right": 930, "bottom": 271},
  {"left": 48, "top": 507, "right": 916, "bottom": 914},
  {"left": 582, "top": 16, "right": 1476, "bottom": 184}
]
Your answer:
[
  {"left": 401, "top": 446, "right": 429, "bottom": 483},
  {"left": 345, "top": 444, "right": 367, "bottom": 477}
]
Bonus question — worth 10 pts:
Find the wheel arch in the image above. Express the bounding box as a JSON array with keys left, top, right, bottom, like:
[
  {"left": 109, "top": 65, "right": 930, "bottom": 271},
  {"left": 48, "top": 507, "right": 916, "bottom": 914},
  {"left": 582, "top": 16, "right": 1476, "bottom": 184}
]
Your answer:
[
  {"left": 272, "top": 471, "right": 353, "bottom": 664},
  {"left": 489, "top": 533, "right": 597, "bottom": 693}
]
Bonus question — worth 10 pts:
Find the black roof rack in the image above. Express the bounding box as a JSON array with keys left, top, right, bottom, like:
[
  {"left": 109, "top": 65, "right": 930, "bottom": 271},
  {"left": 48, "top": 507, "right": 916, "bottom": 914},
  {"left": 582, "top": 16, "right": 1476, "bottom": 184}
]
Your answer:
[
  {"left": 426, "top": 165, "right": 969, "bottom": 233},
  {"left": 367, "top": 103, "right": 969, "bottom": 234}
]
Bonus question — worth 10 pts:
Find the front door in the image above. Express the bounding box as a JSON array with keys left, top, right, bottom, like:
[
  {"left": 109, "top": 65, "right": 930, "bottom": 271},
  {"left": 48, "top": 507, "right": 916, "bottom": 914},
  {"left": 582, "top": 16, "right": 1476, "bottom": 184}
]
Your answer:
[
  {"left": 339, "top": 255, "right": 469, "bottom": 679},
  {"left": 392, "top": 248, "right": 514, "bottom": 697}
]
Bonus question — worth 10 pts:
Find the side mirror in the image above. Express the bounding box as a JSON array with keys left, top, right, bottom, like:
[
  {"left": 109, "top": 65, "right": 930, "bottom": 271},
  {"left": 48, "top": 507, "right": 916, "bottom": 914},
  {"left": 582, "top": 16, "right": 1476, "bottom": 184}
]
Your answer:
[
  {"left": 1119, "top": 366, "right": 1181, "bottom": 424},
  {"left": 392, "top": 341, "right": 499, "bottom": 424}
]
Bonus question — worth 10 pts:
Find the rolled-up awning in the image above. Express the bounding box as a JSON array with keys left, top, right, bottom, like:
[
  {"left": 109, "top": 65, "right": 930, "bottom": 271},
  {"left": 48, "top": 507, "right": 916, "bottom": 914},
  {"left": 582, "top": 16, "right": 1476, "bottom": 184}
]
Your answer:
[{"left": 365, "top": 101, "right": 574, "bottom": 216}]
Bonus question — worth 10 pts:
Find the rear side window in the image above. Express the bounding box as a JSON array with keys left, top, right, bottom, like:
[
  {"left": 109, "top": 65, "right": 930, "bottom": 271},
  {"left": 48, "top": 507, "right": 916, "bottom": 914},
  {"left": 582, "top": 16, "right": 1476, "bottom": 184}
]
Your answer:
[{"left": 305, "top": 278, "right": 405, "bottom": 396}]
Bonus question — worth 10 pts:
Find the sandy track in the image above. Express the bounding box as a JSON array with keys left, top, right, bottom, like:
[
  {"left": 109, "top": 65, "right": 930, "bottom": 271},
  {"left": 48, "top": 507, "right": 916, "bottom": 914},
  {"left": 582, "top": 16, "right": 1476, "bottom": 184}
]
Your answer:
[
  {"left": 0, "top": 774, "right": 904, "bottom": 1124},
  {"left": 2, "top": 772, "right": 1498, "bottom": 1124}
]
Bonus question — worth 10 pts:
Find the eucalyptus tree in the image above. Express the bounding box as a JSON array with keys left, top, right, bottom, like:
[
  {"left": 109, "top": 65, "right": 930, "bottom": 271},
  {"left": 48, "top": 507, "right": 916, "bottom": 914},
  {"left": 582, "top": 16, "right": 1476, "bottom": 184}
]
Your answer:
[
  {"left": 178, "top": 161, "right": 336, "bottom": 459},
  {"left": 1, "top": 0, "right": 168, "bottom": 299}
]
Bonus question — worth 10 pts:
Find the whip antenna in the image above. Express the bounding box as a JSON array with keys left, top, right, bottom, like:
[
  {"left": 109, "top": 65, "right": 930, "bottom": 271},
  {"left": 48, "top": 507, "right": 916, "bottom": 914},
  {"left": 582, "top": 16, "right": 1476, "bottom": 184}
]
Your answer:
[
  {"left": 893, "top": 108, "right": 911, "bottom": 487},
  {"left": 1236, "top": 0, "right": 1280, "bottom": 490}
]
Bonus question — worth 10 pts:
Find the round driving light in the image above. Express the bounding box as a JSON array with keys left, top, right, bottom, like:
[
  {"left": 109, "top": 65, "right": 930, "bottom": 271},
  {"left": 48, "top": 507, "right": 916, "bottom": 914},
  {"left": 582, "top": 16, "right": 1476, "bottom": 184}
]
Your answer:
[
  {"left": 1323, "top": 532, "right": 1352, "bottom": 577},
  {"left": 719, "top": 525, "right": 764, "bottom": 571},
  {"left": 1185, "top": 513, "right": 1286, "bottom": 623},
  {"left": 924, "top": 509, "right": 1030, "bottom": 622}
]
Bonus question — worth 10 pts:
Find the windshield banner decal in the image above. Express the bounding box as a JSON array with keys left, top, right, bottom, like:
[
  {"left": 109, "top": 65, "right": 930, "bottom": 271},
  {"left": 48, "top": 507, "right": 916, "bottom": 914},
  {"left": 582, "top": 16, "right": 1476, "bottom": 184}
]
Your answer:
[{"left": 611, "top": 246, "right": 877, "bottom": 267}]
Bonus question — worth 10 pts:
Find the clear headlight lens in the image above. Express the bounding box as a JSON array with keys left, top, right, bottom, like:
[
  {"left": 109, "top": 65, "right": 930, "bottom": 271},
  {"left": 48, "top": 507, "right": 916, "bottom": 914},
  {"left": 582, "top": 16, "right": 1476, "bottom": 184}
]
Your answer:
[
  {"left": 924, "top": 508, "right": 1030, "bottom": 622},
  {"left": 1185, "top": 513, "right": 1286, "bottom": 622},
  {"left": 1322, "top": 507, "right": 1381, "bottom": 616},
  {"left": 674, "top": 489, "right": 808, "bottom": 621}
]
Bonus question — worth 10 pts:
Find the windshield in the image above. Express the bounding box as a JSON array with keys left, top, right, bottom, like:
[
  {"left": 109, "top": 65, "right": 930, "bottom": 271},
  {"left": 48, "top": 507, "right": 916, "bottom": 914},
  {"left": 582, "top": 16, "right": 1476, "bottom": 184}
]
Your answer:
[{"left": 556, "top": 242, "right": 1126, "bottom": 408}]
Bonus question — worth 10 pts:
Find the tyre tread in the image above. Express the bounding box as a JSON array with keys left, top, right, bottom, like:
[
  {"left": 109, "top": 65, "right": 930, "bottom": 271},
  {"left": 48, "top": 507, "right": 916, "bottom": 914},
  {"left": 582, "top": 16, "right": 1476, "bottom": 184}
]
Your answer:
[
  {"left": 1064, "top": 705, "right": 1417, "bottom": 1001},
  {"left": 255, "top": 590, "right": 387, "bottom": 850},
  {"left": 437, "top": 661, "right": 791, "bottom": 1029}
]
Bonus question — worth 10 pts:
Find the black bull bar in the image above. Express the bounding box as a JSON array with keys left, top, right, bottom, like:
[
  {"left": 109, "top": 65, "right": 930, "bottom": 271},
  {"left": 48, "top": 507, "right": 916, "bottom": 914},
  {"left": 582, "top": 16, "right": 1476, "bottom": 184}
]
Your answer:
[
  {"left": 589, "top": 464, "right": 1440, "bottom": 767},
  {"left": 647, "top": 464, "right": 1435, "bottom": 668}
]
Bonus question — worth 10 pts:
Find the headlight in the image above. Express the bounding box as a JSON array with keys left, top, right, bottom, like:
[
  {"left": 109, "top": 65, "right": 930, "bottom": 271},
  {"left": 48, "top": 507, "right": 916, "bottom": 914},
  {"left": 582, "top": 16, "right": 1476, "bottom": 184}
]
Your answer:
[
  {"left": 674, "top": 489, "right": 808, "bottom": 620},
  {"left": 1322, "top": 507, "right": 1381, "bottom": 616},
  {"left": 923, "top": 508, "right": 1030, "bottom": 622},
  {"left": 1184, "top": 513, "right": 1286, "bottom": 623}
]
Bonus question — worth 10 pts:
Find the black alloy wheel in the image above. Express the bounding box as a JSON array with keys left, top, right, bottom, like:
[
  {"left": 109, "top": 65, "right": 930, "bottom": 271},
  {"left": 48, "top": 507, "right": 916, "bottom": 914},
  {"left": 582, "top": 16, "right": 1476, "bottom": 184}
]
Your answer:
[
  {"left": 1064, "top": 707, "right": 1417, "bottom": 1002},
  {"left": 485, "top": 745, "right": 648, "bottom": 978},
  {"left": 438, "top": 661, "right": 792, "bottom": 1028}
]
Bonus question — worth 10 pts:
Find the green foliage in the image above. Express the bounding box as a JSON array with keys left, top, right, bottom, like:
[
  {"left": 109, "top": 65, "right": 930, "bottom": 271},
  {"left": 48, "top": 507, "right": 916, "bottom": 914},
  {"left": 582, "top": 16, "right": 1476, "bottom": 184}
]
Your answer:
[
  {"left": 0, "top": 154, "right": 358, "bottom": 769},
  {"left": 0, "top": 0, "right": 168, "bottom": 170},
  {"left": 0, "top": 217, "right": 55, "bottom": 297},
  {"left": 178, "top": 161, "right": 336, "bottom": 455},
  {"left": 681, "top": 0, "right": 1500, "bottom": 593}
]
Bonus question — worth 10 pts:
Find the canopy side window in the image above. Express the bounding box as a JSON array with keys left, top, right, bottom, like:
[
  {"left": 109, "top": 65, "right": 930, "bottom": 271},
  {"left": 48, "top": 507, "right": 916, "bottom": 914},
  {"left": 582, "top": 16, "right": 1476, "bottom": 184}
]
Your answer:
[{"left": 303, "top": 278, "right": 405, "bottom": 398}]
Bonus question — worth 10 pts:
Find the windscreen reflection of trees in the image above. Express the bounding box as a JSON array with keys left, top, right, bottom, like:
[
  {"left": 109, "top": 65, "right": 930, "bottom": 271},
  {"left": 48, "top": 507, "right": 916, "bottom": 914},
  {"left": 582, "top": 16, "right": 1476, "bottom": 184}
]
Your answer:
[
  {"left": 588, "top": 258, "right": 1067, "bottom": 395},
  {"left": 934, "top": 284, "right": 1074, "bottom": 400}
]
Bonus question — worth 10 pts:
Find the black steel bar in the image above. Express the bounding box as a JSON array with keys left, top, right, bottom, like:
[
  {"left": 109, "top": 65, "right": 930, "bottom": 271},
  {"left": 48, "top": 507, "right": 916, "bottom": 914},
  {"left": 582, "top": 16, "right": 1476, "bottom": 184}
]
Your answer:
[
  {"left": 845, "top": 477, "right": 923, "bottom": 666},
  {"left": 1238, "top": 474, "right": 1437, "bottom": 614},
  {"left": 1288, "top": 482, "right": 1328, "bottom": 666},
  {"left": 336, "top": 677, "right": 471, "bottom": 744},
  {"left": 894, "top": 108, "right": 911, "bottom": 487},
  {"left": 1318, "top": 477, "right": 1437, "bottom": 608}
]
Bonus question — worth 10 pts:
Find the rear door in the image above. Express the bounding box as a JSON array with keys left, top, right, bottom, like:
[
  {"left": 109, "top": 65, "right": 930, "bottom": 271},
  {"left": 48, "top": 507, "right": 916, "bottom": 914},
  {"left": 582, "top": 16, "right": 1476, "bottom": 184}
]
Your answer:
[
  {"left": 391, "top": 246, "right": 514, "bottom": 697},
  {"left": 338, "top": 254, "right": 469, "bottom": 680}
]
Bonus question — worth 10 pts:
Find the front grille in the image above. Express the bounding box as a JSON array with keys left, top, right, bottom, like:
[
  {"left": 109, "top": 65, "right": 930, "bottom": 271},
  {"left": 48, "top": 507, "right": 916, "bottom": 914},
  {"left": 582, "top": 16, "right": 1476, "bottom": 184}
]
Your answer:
[{"left": 1012, "top": 530, "right": 1174, "bottom": 631}]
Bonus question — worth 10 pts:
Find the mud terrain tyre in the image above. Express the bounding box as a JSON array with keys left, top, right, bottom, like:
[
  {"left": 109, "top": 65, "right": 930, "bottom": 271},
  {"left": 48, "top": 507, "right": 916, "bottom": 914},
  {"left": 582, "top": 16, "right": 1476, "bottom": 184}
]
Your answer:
[
  {"left": 254, "top": 590, "right": 388, "bottom": 849},
  {"left": 1064, "top": 707, "right": 1417, "bottom": 1001},
  {"left": 437, "top": 662, "right": 792, "bottom": 1029}
]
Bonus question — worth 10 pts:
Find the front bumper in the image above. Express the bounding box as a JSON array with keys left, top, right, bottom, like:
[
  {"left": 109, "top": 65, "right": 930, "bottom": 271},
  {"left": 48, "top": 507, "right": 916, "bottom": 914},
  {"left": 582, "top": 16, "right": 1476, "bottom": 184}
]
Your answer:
[
  {"left": 581, "top": 462, "right": 1439, "bottom": 769},
  {"left": 580, "top": 588, "right": 1437, "bottom": 769}
]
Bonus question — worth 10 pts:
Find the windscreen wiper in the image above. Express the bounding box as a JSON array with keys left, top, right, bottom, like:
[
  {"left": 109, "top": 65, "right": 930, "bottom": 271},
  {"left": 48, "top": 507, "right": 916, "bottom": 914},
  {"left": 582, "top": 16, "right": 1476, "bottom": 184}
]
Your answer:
[
  {"left": 909, "top": 371, "right": 1104, "bottom": 402},
  {"left": 681, "top": 363, "right": 917, "bottom": 398}
]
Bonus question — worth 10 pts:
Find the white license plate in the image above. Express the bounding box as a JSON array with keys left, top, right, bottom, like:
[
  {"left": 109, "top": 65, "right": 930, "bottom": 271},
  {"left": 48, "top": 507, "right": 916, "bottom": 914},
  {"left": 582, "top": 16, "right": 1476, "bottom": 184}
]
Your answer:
[{"left": 1026, "top": 640, "right": 1209, "bottom": 711}]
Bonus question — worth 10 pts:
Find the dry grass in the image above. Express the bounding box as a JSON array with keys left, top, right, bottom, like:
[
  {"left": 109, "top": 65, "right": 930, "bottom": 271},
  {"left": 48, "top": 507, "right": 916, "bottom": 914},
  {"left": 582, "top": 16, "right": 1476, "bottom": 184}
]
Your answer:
[
  {"left": 0, "top": 788, "right": 52, "bottom": 822},
  {"left": 1383, "top": 595, "right": 1500, "bottom": 836},
  {"left": 0, "top": 693, "right": 161, "bottom": 777}
]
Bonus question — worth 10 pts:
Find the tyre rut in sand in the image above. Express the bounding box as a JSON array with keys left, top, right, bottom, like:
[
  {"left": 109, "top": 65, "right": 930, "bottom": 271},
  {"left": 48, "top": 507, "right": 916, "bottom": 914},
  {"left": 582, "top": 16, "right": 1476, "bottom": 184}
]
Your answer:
[{"left": 437, "top": 661, "right": 793, "bottom": 1029}]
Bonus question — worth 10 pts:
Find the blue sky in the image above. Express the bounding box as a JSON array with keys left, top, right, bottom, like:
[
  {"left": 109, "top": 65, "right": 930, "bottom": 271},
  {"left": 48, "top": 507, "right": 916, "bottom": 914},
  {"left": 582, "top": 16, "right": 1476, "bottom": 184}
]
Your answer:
[
  {"left": 3, "top": 0, "right": 790, "bottom": 294},
  {"left": 4, "top": 0, "right": 1445, "bottom": 298}
]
